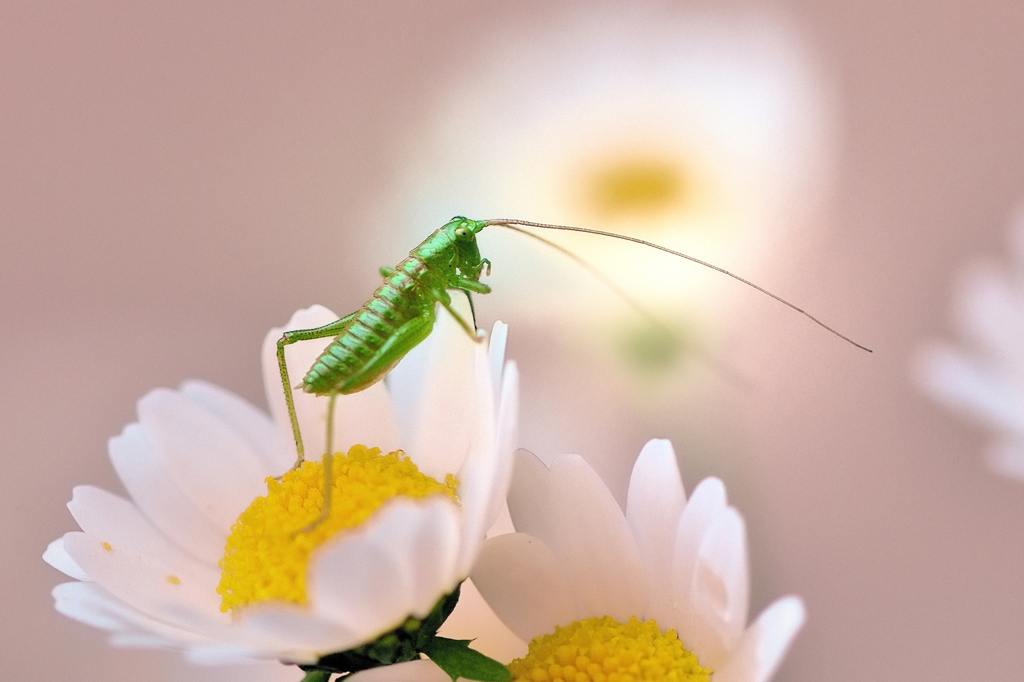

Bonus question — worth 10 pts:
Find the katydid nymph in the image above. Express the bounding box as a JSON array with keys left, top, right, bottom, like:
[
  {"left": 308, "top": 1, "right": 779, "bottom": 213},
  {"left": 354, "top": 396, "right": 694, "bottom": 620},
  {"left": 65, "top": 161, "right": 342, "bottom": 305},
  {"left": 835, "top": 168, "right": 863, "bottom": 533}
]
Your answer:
[{"left": 276, "top": 216, "right": 870, "bottom": 527}]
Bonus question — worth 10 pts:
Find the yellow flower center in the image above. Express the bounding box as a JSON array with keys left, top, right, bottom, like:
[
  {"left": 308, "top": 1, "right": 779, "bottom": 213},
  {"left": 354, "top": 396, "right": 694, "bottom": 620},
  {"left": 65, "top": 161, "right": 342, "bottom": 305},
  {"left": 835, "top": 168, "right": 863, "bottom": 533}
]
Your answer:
[
  {"left": 510, "top": 616, "right": 709, "bottom": 682},
  {"left": 217, "top": 444, "right": 459, "bottom": 613},
  {"left": 586, "top": 157, "right": 687, "bottom": 220}
]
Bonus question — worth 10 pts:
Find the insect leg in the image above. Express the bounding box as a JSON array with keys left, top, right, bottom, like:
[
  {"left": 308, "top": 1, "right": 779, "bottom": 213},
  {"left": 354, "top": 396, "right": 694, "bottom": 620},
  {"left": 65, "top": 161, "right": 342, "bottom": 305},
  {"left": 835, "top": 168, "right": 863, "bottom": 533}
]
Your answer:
[
  {"left": 462, "top": 290, "right": 477, "bottom": 328},
  {"left": 295, "top": 391, "right": 340, "bottom": 535},
  {"left": 436, "top": 296, "right": 475, "bottom": 339},
  {"left": 277, "top": 312, "right": 357, "bottom": 470},
  {"left": 452, "top": 277, "right": 491, "bottom": 294},
  {"left": 438, "top": 296, "right": 482, "bottom": 342},
  {"left": 325, "top": 391, "right": 339, "bottom": 457},
  {"left": 450, "top": 277, "right": 491, "bottom": 332},
  {"left": 292, "top": 391, "right": 340, "bottom": 537}
]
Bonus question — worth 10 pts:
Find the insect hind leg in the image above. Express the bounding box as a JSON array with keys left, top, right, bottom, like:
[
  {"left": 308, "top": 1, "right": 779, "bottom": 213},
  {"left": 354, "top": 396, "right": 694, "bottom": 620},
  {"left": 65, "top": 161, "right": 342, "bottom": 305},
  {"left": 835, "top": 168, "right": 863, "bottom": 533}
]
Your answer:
[
  {"left": 294, "top": 391, "right": 339, "bottom": 536},
  {"left": 276, "top": 312, "right": 357, "bottom": 471}
]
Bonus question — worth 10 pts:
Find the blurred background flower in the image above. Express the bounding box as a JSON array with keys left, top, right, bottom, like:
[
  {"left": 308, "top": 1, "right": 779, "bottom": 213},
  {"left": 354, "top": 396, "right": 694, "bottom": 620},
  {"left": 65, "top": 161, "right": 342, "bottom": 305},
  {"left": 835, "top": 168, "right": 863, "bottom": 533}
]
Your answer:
[
  {"left": 916, "top": 209, "right": 1024, "bottom": 481},
  {"left": 6, "top": 2, "right": 1024, "bottom": 682},
  {"left": 387, "top": 6, "right": 832, "bottom": 379},
  {"left": 378, "top": 5, "right": 837, "bottom": 492}
]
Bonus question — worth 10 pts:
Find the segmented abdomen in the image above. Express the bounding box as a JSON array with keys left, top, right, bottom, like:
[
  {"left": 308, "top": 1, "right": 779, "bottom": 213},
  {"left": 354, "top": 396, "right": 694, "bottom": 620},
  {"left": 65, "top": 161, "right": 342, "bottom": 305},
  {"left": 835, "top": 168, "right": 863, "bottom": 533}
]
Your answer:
[{"left": 300, "top": 253, "right": 444, "bottom": 396}]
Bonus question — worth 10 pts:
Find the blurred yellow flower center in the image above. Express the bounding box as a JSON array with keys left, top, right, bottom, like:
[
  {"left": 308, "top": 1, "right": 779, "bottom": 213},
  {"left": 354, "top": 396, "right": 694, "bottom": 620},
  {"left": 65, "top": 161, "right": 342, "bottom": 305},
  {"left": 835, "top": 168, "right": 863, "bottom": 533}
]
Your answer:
[
  {"left": 509, "top": 616, "right": 709, "bottom": 682},
  {"left": 217, "top": 444, "right": 459, "bottom": 614},
  {"left": 587, "top": 157, "right": 686, "bottom": 220}
]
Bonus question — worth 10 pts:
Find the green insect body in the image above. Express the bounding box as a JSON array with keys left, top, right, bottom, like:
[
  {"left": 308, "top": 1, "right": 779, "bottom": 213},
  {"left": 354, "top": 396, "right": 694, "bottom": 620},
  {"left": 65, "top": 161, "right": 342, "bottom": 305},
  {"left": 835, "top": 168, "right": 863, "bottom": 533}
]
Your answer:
[
  {"left": 276, "top": 216, "right": 492, "bottom": 468},
  {"left": 278, "top": 213, "right": 871, "bottom": 494}
]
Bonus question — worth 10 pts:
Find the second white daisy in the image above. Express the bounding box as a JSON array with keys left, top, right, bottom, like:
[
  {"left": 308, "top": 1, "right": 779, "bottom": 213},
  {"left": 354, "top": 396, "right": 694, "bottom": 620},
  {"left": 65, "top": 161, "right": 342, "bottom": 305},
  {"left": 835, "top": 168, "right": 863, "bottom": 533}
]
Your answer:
[{"left": 471, "top": 440, "right": 804, "bottom": 682}]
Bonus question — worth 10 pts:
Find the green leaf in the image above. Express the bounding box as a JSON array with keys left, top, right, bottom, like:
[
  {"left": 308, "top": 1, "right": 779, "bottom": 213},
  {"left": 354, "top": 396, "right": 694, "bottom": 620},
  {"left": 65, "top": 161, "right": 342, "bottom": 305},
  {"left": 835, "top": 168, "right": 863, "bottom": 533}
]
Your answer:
[
  {"left": 299, "top": 670, "right": 332, "bottom": 682},
  {"left": 421, "top": 637, "right": 511, "bottom": 682}
]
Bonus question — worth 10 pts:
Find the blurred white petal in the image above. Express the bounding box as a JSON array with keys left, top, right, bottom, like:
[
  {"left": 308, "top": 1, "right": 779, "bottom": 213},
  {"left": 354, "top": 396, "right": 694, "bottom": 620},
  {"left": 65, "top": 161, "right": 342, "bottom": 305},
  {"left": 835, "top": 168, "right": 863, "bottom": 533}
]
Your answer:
[{"left": 916, "top": 207, "right": 1024, "bottom": 480}]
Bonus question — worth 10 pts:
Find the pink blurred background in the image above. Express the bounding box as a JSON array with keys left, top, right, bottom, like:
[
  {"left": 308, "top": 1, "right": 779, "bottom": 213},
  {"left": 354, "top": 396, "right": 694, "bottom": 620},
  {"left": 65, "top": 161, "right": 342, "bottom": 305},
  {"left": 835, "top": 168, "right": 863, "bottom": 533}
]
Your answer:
[{"left": 3, "top": 2, "right": 1024, "bottom": 681}]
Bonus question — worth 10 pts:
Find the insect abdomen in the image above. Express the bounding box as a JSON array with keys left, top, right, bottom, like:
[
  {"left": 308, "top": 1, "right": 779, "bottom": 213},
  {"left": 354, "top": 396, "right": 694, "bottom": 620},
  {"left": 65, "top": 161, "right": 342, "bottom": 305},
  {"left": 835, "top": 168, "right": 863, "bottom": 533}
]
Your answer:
[{"left": 300, "top": 254, "right": 443, "bottom": 396}]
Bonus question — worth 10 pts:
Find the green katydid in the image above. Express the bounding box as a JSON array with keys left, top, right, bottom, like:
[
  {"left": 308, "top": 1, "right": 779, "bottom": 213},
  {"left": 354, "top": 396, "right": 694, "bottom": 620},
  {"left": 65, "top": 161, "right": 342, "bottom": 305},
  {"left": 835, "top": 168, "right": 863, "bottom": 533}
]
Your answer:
[{"left": 277, "top": 215, "right": 870, "bottom": 473}]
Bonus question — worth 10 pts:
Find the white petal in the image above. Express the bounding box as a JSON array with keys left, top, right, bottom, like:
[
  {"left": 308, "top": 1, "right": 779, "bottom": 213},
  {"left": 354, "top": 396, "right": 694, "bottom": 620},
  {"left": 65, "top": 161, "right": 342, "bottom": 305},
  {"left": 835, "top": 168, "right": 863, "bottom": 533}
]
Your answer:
[
  {"left": 712, "top": 597, "right": 805, "bottom": 682},
  {"left": 492, "top": 361, "right": 520, "bottom": 529},
  {"left": 916, "top": 343, "right": 1024, "bottom": 436},
  {"left": 44, "top": 538, "right": 88, "bottom": 581},
  {"left": 110, "top": 632, "right": 181, "bottom": 649},
  {"left": 329, "top": 380, "right": 402, "bottom": 455},
  {"left": 184, "top": 645, "right": 284, "bottom": 666},
  {"left": 234, "top": 604, "right": 362, "bottom": 660},
  {"left": 471, "top": 532, "right": 576, "bottom": 643},
  {"left": 462, "top": 361, "right": 520, "bottom": 556},
  {"left": 455, "top": 342, "right": 501, "bottom": 576},
  {"left": 308, "top": 498, "right": 462, "bottom": 640},
  {"left": 181, "top": 380, "right": 289, "bottom": 474},
  {"left": 53, "top": 581, "right": 128, "bottom": 632},
  {"left": 67, "top": 486, "right": 222, "bottom": 584},
  {"left": 438, "top": 577, "right": 528, "bottom": 663},
  {"left": 506, "top": 449, "right": 557, "bottom": 541},
  {"left": 406, "top": 295, "right": 480, "bottom": 480},
  {"left": 510, "top": 453, "right": 646, "bottom": 622},
  {"left": 63, "top": 531, "right": 228, "bottom": 631},
  {"left": 670, "top": 477, "right": 726, "bottom": 636},
  {"left": 109, "top": 423, "right": 226, "bottom": 563},
  {"left": 137, "top": 388, "right": 270, "bottom": 534},
  {"left": 382, "top": 321, "right": 434, "bottom": 446},
  {"left": 488, "top": 321, "right": 509, "bottom": 405},
  {"left": 470, "top": 362, "right": 520, "bottom": 547},
  {"left": 348, "top": 659, "right": 451, "bottom": 682},
  {"left": 262, "top": 305, "right": 346, "bottom": 470},
  {"left": 956, "top": 264, "right": 1024, "bottom": 363},
  {"left": 986, "top": 439, "right": 1024, "bottom": 481},
  {"left": 53, "top": 581, "right": 210, "bottom": 644},
  {"left": 685, "top": 507, "right": 749, "bottom": 669},
  {"left": 625, "top": 439, "right": 686, "bottom": 623}
]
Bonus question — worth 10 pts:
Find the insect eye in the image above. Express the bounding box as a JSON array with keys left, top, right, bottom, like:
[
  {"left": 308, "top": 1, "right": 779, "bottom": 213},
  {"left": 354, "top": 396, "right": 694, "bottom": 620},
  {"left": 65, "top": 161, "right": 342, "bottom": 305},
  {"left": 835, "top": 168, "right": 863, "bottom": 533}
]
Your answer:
[{"left": 454, "top": 227, "right": 468, "bottom": 238}]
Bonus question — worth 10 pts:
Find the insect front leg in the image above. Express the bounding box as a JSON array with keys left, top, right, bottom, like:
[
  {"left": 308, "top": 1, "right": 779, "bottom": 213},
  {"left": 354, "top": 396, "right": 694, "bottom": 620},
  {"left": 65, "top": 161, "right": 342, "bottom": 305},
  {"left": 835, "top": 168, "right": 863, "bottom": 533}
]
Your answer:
[
  {"left": 276, "top": 312, "right": 357, "bottom": 470},
  {"left": 451, "top": 279, "right": 491, "bottom": 330},
  {"left": 460, "top": 290, "right": 478, "bottom": 329},
  {"left": 452, "top": 277, "right": 491, "bottom": 294},
  {"left": 436, "top": 290, "right": 483, "bottom": 342}
]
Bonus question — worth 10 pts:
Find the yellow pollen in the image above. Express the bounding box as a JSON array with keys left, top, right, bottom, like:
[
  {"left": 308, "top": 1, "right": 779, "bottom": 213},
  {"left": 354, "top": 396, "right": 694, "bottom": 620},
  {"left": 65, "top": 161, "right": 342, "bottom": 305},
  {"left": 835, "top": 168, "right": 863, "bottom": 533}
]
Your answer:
[
  {"left": 166, "top": 575, "right": 181, "bottom": 585},
  {"left": 587, "top": 157, "right": 686, "bottom": 220},
  {"left": 509, "top": 616, "right": 710, "bottom": 682},
  {"left": 217, "top": 444, "right": 459, "bottom": 614},
  {"left": 101, "top": 542, "right": 112, "bottom": 551}
]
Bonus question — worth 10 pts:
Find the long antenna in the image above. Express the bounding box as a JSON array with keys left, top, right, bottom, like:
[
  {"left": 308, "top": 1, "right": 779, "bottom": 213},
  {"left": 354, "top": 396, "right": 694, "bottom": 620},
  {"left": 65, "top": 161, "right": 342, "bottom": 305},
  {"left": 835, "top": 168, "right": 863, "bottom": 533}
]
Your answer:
[
  {"left": 499, "top": 224, "right": 673, "bottom": 337},
  {"left": 500, "top": 223, "right": 754, "bottom": 387},
  {"left": 485, "top": 218, "right": 872, "bottom": 353}
]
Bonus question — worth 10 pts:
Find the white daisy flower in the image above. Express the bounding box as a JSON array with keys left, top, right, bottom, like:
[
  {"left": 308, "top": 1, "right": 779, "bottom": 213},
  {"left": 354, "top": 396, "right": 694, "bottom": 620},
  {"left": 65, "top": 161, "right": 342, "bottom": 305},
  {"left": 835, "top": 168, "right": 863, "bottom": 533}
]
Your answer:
[
  {"left": 387, "top": 7, "right": 833, "bottom": 371},
  {"left": 916, "top": 209, "right": 1024, "bottom": 481},
  {"left": 469, "top": 440, "right": 805, "bottom": 682},
  {"left": 44, "top": 302, "right": 519, "bottom": 679}
]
